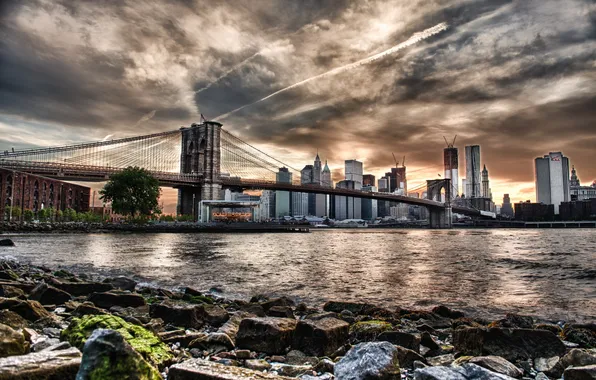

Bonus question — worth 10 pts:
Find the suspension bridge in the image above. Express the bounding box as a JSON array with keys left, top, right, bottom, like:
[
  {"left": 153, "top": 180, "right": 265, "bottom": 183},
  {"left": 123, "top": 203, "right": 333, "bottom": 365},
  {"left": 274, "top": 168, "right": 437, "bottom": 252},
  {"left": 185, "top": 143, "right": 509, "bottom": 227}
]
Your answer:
[{"left": 0, "top": 121, "right": 491, "bottom": 228}]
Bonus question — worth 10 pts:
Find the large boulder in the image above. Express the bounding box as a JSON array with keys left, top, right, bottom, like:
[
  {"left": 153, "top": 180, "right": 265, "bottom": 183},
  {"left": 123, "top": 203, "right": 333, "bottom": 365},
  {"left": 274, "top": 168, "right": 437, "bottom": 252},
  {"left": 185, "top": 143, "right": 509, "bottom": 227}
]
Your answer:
[
  {"left": 323, "top": 301, "right": 372, "bottom": 315},
  {"left": 0, "top": 324, "right": 27, "bottom": 358},
  {"left": 349, "top": 320, "right": 393, "bottom": 342},
  {"left": 467, "top": 356, "right": 523, "bottom": 378},
  {"left": 76, "top": 329, "right": 161, "bottom": 380},
  {"left": 414, "top": 363, "right": 516, "bottom": 379},
  {"left": 395, "top": 346, "right": 427, "bottom": 369},
  {"left": 236, "top": 317, "right": 297, "bottom": 355},
  {"left": 334, "top": 341, "right": 400, "bottom": 380},
  {"left": 0, "top": 239, "right": 14, "bottom": 247},
  {"left": 61, "top": 314, "right": 172, "bottom": 368},
  {"left": 377, "top": 331, "right": 421, "bottom": 352},
  {"left": 49, "top": 278, "right": 113, "bottom": 297},
  {"left": 0, "top": 310, "right": 28, "bottom": 330},
  {"left": 204, "top": 305, "right": 229, "bottom": 327},
  {"left": 453, "top": 327, "right": 566, "bottom": 361},
  {"left": 562, "top": 324, "right": 596, "bottom": 348},
  {"left": 560, "top": 348, "right": 596, "bottom": 368},
  {"left": 0, "top": 298, "right": 52, "bottom": 322},
  {"left": 103, "top": 276, "right": 137, "bottom": 292},
  {"left": 217, "top": 311, "right": 254, "bottom": 344},
  {"left": 168, "top": 358, "right": 293, "bottom": 379},
  {"left": 87, "top": 291, "right": 146, "bottom": 309},
  {"left": 563, "top": 364, "right": 596, "bottom": 380},
  {"left": 149, "top": 301, "right": 205, "bottom": 329},
  {"left": 293, "top": 317, "right": 349, "bottom": 356},
  {"left": 0, "top": 347, "right": 81, "bottom": 379},
  {"left": 29, "top": 283, "right": 71, "bottom": 306}
]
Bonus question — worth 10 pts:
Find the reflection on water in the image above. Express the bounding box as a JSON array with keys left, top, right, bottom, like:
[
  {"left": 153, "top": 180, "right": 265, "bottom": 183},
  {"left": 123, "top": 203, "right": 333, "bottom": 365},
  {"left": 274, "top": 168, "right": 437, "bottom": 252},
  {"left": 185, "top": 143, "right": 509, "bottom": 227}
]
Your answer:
[{"left": 1, "top": 229, "right": 595, "bottom": 321}]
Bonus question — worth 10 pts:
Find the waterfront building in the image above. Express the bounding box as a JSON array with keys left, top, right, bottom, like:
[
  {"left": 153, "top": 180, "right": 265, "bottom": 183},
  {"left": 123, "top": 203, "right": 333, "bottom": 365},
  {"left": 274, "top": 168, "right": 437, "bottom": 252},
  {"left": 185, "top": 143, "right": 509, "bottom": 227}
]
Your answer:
[
  {"left": 481, "top": 165, "right": 492, "bottom": 199},
  {"left": 569, "top": 166, "right": 596, "bottom": 201},
  {"left": 363, "top": 174, "right": 376, "bottom": 187},
  {"left": 259, "top": 190, "right": 275, "bottom": 220},
  {"left": 361, "top": 185, "right": 378, "bottom": 220},
  {"left": 560, "top": 199, "right": 596, "bottom": 220},
  {"left": 465, "top": 145, "right": 481, "bottom": 198},
  {"left": 535, "top": 152, "right": 570, "bottom": 214},
  {"left": 390, "top": 204, "right": 409, "bottom": 220},
  {"left": 0, "top": 168, "right": 90, "bottom": 220},
  {"left": 444, "top": 145, "right": 459, "bottom": 196},
  {"left": 501, "top": 194, "right": 514, "bottom": 218},
  {"left": 275, "top": 167, "right": 292, "bottom": 217},
  {"left": 292, "top": 192, "right": 309, "bottom": 216},
  {"left": 514, "top": 201, "right": 555, "bottom": 221},
  {"left": 334, "top": 180, "right": 361, "bottom": 220}
]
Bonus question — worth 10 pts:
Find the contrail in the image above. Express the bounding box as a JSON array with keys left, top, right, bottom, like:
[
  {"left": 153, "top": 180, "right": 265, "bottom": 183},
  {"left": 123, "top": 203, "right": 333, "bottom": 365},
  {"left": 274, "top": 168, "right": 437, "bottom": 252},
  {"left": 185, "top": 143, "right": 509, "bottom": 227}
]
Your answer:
[
  {"left": 134, "top": 110, "right": 156, "bottom": 127},
  {"left": 214, "top": 22, "right": 449, "bottom": 121},
  {"left": 195, "top": 51, "right": 262, "bottom": 94}
]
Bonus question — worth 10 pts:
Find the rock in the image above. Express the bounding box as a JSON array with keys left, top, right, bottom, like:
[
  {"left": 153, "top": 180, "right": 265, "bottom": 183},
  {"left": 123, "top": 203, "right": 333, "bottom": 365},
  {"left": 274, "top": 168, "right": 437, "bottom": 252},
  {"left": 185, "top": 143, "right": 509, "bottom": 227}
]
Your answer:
[
  {"left": 239, "top": 303, "right": 266, "bottom": 317},
  {"left": 313, "top": 358, "right": 335, "bottom": 373},
  {"left": 560, "top": 348, "right": 596, "bottom": 368},
  {"left": 0, "top": 324, "right": 26, "bottom": 358},
  {"left": 534, "top": 323, "right": 562, "bottom": 335},
  {"left": 32, "top": 337, "right": 61, "bottom": 352},
  {"left": 28, "top": 283, "right": 71, "bottom": 306},
  {"left": 73, "top": 301, "right": 107, "bottom": 317},
  {"left": 245, "top": 358, "right": 271, "bottom": 371},
  {"left": 0, "top": 285, "right": 25, "bottom": 299},
  {"left": 188, "top": 333, "right": 235, "bottom": 353},
  {"left": 286, "top": 350, "right": 317, "bottom": 365},
  {"left": 427, "top": 353, "right": 455, "bottom": 366},
  {"left": 149, "top": 301, "right": 205, "bottom": 329},
  {"left": 0, "top": 298, "right": 52, "bottom": 321},
  {"left": 0, "top": 271, "right": 18, "bottom": 281},
  {"left": 349, "top": 320, "right": 393, "bottom": 342},
  {"left": 0, "top": 310, "right": 28, "bottom": 329},
  {"left": 377, "top": 331, "right": 421, "bottom": 352},
  {"left": 452, "top": 327, "right": 566, "bottom": 361},
  {"left": 467, "top": 355, "right": 523, "bottom": 378},
  {"left": 61, "top": 314, "right": 173, "bottom": 368},
  {"left": 323, "top": 301, "right": 371, "bottom": 315},
  {"left": 261, "top": 297, "right": 295, "bottom": 311},
  {"left": 270, "top": 363, "right": 313, "bottom": 376},
  {"left": 168, "top": 358, "right": 293, "bottom": 379},
  {"left": 334, "top": 341, "right": 400, "bottom": 380},
  {"left": 76, "top": 329, "right": 161, "bottom": 380},
  {"left": 236, "top": 317, "right": 297, "bottom": 355},
  {"left": 413, "top": 363, "right": 516, "bottom": 379},
  {"left": 306, "top": 312, "right": 338, "bottom": 321},
  {"left": 204, "top": 305, "right": 229, "bottom": 327},
  {"left": 88, "top": 291, "right": 146, "bottom": 309},
  {"left": 534, "top": 356, "right": 563, "bottom": 378},
  {"left": 535, "top": 372, "right": 549, "bottom": 380},
  {"left": 159, "top": 331, "right": 205, "bottom": 348},
  {"left": 563, "top": 324, "right": 596, "bottom": 348},
  {"left": 420, "top": 331, "right": 440, "bottom": 350},
  {"left": 39, "top": 341, "right": 72, "bottom": 352},
  {"left": 103, "top": 276, "right": 137, "bottom": 292},
  {"left": 268, "top": 305, "right": 295, "bottom": 318},
  {"left": 293, "top": 317, "right": 349, "bottom": 357},
  {"left": 0, "top": 346, "right": 81, "bottom": 379},
  {"left": 217, "top": 311, "right": 254, "bottom": 344},
  {"left": 564, "top": 364, "right": 596, "bottom": 380},
  {"left": 49, "top": 279, "right": 113, "bottom": 297},
  {"left": 395, "top": 346, "right": 427, "bottom": 369},
  {"left": 431, "top": 305, "right": 464, "bottom": 319},
  {"left": 490, "top": 314, "right": 534, "bottom": 329},
  {"left": 0, "top": 239, "right": 14, "bottom": 247}
]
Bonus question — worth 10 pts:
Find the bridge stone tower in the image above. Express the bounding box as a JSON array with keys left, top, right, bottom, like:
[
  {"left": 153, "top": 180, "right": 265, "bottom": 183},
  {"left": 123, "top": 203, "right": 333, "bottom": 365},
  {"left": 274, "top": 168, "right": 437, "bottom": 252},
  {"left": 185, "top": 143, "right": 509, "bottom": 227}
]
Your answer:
[
  {"left": 426, "top": 179, "right": 452, "bottom": 228},
  {"left": 177, "top": 121, "right": 222, "bottom": 216}
]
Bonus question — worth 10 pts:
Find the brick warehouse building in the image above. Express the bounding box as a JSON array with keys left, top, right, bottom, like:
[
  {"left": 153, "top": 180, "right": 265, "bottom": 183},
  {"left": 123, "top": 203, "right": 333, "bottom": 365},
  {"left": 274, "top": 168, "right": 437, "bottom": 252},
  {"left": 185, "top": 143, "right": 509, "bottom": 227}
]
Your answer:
[{"left": 0, "top": 168, "right": 90, "bottom": 219}]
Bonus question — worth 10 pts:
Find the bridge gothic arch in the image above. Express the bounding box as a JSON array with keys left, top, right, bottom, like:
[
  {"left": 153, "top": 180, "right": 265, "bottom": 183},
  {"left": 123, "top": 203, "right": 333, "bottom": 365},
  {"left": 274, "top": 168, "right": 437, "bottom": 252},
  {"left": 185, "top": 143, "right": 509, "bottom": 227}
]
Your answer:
[{"left": 426, "top": 179, "right": 453, "bottom": 229}]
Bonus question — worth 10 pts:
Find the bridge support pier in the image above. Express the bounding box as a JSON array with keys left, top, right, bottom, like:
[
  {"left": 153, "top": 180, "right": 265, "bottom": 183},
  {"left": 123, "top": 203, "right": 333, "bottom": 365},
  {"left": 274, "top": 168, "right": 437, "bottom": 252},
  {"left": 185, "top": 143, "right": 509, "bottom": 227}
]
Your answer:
[
  {"left": 426, "top": 179, "right": 453, "bottom": 229},
  {"left": 177, "top": 121, "right": 222, "bottom": 217},
  {"left": 428, "top": 206, "right": 452, "bottom": 229}
]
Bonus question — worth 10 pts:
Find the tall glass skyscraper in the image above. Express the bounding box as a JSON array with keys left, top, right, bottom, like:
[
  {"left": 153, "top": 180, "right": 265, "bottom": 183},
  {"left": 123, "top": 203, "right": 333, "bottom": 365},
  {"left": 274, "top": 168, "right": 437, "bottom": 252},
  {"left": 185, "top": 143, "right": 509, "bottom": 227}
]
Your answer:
[
  {"left": 535, "top": 152, "right": 570, "bottom": 214},
  {"left": 465, "top": 145, "right": 481, "bottom": 198}
]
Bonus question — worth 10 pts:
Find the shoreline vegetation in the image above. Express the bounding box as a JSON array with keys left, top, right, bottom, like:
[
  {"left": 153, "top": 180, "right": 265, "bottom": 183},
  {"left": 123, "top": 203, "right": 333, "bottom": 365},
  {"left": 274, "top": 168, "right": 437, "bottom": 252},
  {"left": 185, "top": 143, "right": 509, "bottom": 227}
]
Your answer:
[{"left": 0, "top": 256, "right": 595, "bottom": 379}]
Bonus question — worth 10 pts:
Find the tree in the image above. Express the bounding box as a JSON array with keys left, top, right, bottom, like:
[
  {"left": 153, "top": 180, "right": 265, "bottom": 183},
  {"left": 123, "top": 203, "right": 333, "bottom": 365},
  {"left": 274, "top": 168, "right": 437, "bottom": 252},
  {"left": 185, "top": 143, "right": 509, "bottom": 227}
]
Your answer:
[
  {"left": 99, "top": 166, "right": 161, "bottom": 218},
  {"left": 23, "top": 209, "right": 34, "bottom": 222}
]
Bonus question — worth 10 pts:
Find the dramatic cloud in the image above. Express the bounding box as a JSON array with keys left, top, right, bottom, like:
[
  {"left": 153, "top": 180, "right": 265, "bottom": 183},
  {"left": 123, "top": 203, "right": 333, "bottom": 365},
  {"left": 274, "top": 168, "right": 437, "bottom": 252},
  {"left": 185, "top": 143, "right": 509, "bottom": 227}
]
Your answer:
[{"left": 1, "top": 0, "right": 595, "bottom": 210}]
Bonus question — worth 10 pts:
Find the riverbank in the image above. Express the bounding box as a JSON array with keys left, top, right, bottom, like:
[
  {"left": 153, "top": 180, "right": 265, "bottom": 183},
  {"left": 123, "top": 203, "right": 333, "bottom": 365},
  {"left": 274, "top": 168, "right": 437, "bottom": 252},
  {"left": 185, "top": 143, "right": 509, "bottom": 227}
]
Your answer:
[{"left": 0, "top": 257, "right": 595, "bottom": 379}]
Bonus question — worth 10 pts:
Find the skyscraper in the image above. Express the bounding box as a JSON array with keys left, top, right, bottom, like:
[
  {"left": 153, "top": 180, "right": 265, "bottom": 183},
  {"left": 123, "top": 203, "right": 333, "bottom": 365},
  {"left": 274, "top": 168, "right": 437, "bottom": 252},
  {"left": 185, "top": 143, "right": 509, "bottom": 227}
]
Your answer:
[
  {"left": 535, "top": 152, "right": 570, "bottom": 214},
  {"left": 501, "top": 193, "right": 513, "bottom": 217},
  {"left": 481, "top": 165, "right": 491, "bottom": 199},
  {"left": 465, "top": 145, "right": 481, "bottom": 198},
  {"left": 275, "top": 167, "right": 292, "bottom": 217},
  {"left": 313, "top": 153, "right": 322, "bottom": 184},
  {"left": 363, "top": 174, "right": 376, "bottom": 187},
  {"left": 444, "top": 145, "right": 459, "bottom": 196},
  {"left": 321, "top": 160, "right": 332, "bottom": 188},
  {"left": 345, "top": 160, "right": 363, "bottom": 185}
]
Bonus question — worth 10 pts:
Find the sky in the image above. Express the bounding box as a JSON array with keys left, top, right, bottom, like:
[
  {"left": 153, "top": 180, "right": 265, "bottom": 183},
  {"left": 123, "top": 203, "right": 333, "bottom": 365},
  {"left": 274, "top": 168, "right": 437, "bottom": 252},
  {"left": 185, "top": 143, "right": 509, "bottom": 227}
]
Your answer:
[{"left": 1, "top": 0, "right": 595, "bottom": 212}]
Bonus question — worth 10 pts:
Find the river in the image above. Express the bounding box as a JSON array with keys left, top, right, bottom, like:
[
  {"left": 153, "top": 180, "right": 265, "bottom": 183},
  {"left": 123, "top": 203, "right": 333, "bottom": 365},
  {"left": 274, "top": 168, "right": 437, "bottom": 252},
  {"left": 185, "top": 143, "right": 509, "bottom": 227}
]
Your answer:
[{"left": 1, "top": 229, "right": 595, "bottom": 322}]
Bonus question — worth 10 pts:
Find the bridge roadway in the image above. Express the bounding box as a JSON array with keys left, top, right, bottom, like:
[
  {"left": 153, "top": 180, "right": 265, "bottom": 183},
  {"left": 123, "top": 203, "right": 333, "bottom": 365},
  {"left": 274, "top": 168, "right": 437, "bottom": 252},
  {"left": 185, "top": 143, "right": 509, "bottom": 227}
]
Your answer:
[{"left": 0, "top": 161, "right": 486, "bottom": 217}]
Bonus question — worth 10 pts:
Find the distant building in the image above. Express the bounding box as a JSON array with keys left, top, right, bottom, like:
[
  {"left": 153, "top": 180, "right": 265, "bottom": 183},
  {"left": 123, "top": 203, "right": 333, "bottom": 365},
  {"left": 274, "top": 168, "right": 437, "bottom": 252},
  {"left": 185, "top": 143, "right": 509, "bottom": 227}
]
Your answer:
[
  {"left": 361, "top": 185, "right": 378, "bottom": 220},
  {"left": 444, "top": 145, "right": 459, "bottom": 196},
  {"left": 321, "top": 160, "right": 332, "bottom": 188},
  {"left": 275, "top": 167, "right": 292, "bottom": 217},
  {"left": 334, "top": 180, "right": 361, "bottom": 220},
  {"left": 345, "top": 160, "right": 363, "bottom": 185},
  {"left": 481, "top": 165, "right": 492, "bottom": 199},
  {"left": 569, "top": 165, "right": 596, "bottom": 201},
  {"left": 363, "top": 174, "right": 376, "bottom": 187},
  {"left": 559, "top": 199, "right": 596, "bottom": 220},
  {"left": 384, "top": 167, "right": 407, "bottom": 194},
  {"left": 514, "top": 201, "right": 555, "bottom": 221},
  {"left": 0, "top": 168, "right": 90, "bottom": 220},
  {"left": 313, "top": 153, "right": 322, "bottom": 184},
  {"left": 461, "top": 178, "right": 467, "bottom": 197},
  {"left": 260, "top": 190, "right": 275, "bottom": 220},
  {"left": 535, "top": 152, "right": 570, "bottom": 214},
  {"left": 378, "top": 177, "right": 389, "bottom": 192},
  {"left": 465, "top": 145, "right": 481, "bottom": 198},
  {"left": 501, "top": 193, "right": 514, "bottom": 218}
]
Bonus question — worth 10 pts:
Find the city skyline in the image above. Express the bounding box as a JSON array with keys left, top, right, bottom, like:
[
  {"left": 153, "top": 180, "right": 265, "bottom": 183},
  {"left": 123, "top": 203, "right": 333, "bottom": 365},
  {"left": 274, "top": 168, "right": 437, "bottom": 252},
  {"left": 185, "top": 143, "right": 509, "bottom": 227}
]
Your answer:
[{"left": 1, "top": 0, "right": 595, "bottom": 212}]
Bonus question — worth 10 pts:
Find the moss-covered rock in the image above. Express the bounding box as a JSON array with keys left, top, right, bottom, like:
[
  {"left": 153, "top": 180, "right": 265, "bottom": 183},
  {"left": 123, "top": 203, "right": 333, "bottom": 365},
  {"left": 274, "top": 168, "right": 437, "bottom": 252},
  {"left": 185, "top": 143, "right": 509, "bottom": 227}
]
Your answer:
[
  {"left": 349, "top": 320, "right": 393, "bottom": 343},
  {"left": 77, "top": 329, "right": 162, "bottom": 380},
  {"left": 61, "top": 314, "right": 173, "bottom": 368},
  {"left": 0, "top": 323, "right": 27, "bottom": 358}
]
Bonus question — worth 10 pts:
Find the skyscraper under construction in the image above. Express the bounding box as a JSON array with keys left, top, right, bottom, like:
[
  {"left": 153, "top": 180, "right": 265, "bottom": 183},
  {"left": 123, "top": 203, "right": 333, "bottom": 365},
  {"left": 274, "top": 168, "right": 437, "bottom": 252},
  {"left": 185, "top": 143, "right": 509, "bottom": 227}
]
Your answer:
[{"left": 443, "top": 137, "right": 459, "bottom": 196}]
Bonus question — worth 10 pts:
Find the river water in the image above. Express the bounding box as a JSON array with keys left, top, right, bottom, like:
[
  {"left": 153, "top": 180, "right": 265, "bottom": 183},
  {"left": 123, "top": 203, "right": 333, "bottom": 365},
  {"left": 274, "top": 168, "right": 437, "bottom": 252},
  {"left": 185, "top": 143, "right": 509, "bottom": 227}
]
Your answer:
[{"left": 1, "top": 229, "right": 595, "bottom": 322}]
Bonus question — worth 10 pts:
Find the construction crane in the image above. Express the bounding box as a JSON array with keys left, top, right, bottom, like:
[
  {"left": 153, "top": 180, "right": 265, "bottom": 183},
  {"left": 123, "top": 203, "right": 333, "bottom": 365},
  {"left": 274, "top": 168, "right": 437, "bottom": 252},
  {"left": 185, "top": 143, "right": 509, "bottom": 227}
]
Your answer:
[
  {"left": 392, "top": 153, "right": 399, "bottom": 168},
  {"left": 402, "top": 155, "right": 406, "bottom": 167},
  {"left": 443, "top": 135, "right": 457, "bottom": 148}
]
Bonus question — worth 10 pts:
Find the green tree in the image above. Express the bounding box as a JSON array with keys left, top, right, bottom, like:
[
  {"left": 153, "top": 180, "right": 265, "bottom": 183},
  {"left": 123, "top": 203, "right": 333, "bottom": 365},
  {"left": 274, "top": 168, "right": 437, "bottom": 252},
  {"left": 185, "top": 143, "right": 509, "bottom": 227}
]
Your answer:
[
  {"left": 99, "top": 166, "right": 161, "bottom": 218},
  {"left": 23, "top": 209, "right": 34, "bottom": 222},
  {"left": 64, "top": 208, "right": 77, "bottom": 221}
]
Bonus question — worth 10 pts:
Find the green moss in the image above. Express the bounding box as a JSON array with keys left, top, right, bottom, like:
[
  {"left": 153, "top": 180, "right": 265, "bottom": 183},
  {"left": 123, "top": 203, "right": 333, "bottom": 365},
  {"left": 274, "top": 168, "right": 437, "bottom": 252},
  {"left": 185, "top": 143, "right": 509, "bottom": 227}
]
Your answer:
[
  {"left": 53, "top": 269, "right": 75, "bottom": 279},
  {"left": 184, "top": 295, "right": 214, "bottom": 305},
  {"left": 144, "top": 296, "right": 160, "bottom": 305},
  {"left": 3, "top": 269, "right": 19, "bottom": 281},
  {"left": 61, "top": 314, "right": 173, "bottom": 368},
  {"left": 88, "top": 353, "right": 162, "bottom": 380},
  {"left": 349, "top": 320, "right": 393, "bottom": 342}
]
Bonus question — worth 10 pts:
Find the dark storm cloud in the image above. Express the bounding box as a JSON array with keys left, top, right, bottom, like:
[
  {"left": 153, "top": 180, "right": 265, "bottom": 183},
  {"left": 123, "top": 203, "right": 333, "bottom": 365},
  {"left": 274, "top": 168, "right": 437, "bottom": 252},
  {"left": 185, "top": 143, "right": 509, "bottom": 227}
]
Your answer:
[{"left": 0, "top": 0, "right": 595, "bottom": 202}]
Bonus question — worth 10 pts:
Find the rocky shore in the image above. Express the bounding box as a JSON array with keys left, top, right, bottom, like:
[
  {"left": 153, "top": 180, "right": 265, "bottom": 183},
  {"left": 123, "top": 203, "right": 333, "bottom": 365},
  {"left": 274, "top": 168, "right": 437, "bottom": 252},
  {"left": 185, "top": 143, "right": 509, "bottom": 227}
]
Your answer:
[{"left": 0, "top": 257, "right": 595, "bottom": 379}]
